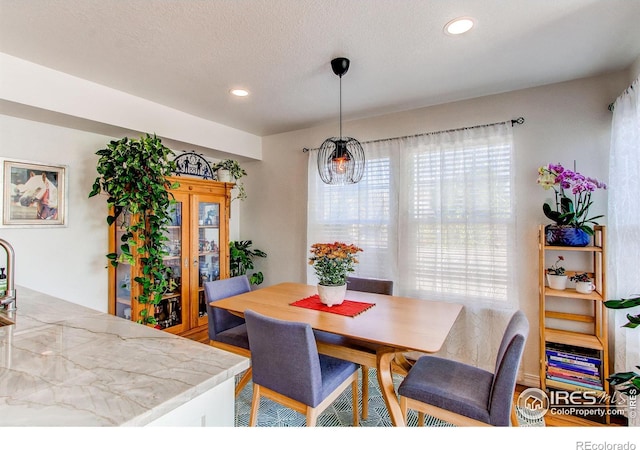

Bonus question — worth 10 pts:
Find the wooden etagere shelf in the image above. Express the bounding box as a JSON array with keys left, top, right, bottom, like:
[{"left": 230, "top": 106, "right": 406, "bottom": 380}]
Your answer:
[{"left": 538, "top": 224, "right": 610, "bottom": 423}]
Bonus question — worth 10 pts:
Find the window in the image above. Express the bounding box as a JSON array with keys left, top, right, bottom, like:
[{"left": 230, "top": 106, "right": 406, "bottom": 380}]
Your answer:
[{"left": 307, "top": 122, "right": 517, "bottom": 309}]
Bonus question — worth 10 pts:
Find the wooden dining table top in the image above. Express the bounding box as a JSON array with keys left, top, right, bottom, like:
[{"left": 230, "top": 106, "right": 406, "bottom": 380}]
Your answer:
[{"left": 211, "top": 282, "right": 463, "bottom": 353}]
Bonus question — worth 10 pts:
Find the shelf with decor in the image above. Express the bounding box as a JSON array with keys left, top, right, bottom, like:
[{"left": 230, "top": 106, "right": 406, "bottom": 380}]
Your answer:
[
  {"left": 538, "top": 224, "right": 610, "bottom": 422},
  {"left": 108, "top": 176, "right": 233, "bottom": 342}
]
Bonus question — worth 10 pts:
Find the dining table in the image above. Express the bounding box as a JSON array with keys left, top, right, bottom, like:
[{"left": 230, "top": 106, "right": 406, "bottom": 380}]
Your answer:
[{"left": 211, "top": 282, "right": 463, "bottom": 426}]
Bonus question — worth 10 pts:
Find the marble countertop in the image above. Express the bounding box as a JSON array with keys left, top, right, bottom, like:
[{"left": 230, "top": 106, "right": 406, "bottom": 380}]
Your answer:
[{"left": 0, "top": 287, "right": 249, "bottom": 426}]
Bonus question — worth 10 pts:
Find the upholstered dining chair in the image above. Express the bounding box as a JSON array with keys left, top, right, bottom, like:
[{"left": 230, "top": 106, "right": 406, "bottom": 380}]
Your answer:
[
  {"left": 244, "top": 309, "right": 360, "bottom": 427},
  {"left": 204, "top": 275, "right": 252, "bottom": 397},
  {"left": 346, "top": 276, "right": 393, "bottom": 295},
  {"left": 398, "top": 310, "right": 529, "bottom": 426},
  {"left": 313, "top": 276, "right": 394, "bottom": 420}
]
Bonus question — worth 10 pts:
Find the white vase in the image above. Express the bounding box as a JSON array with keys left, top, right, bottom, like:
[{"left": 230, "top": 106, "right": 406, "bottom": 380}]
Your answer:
[
  {"left": 547, "top": 274, "right": 568, "bottom": 290},
  {"left": 217, "top": 169, "right": 233, "bottom": 183},
  {"left": 317, "top": 283, "right": 347, "bottom": 307}
]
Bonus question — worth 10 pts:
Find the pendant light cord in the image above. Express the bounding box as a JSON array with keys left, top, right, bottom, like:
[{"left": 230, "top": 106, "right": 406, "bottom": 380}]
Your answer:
[{"left": 339, "top": 74, "right": 343, "bottom": 139}]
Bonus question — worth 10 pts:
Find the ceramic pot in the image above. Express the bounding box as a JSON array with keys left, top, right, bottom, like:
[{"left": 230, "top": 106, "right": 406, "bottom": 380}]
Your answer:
[
  {"left": 575, "top": 280, "right": 595, "bottom": 294},
  {"left": 317, "top": 283, "right": 347, "bottom": 307},
  {"left": 545, "top": 224, "right": 590, "bottom": 247},
  {"left": 217, "top": 169, "right": 233, "bottom": 183},
  {"left": 547, "top": 274, "right": 568, "bottom": 290}
]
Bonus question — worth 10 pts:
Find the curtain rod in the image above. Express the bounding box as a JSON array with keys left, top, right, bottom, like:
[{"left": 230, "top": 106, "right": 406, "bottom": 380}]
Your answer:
[
  {"left": 609, "top": 79, "right": 636, "bottom": 111},
  {"left": 302, "top": 117, "right": 525, "bottom": 153}
]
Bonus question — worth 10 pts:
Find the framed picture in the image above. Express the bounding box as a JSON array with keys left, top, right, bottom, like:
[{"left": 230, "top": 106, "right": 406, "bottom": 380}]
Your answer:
[{"left": 0, "top": 158, "right": 68, "bottom": 227}]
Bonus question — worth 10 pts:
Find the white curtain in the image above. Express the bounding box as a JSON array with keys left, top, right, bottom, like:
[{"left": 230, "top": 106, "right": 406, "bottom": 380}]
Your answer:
[
  {"left": 307, "top": 122, "right": 518, "bottom": 370},
  {"left": 608, "top": 77, "right": 640, "bottom": 423}
]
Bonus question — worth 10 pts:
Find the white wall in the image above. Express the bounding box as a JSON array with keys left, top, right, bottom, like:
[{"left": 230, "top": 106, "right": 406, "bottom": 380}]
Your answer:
[
  {"left": 241, "top": 70, "right": 631, "bottom": 386},
  {"left": 0, "top": 115, "right": 241, "bottom": 312}
]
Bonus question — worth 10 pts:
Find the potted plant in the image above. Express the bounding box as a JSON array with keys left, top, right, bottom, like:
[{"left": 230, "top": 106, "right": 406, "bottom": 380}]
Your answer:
[
  {"left": 537, "top": 163, "right": 607, "bottom": 246},
  {"left": 89, "top": 133, "right": 179, "bottom": 327},
  {"left": 604, "top": 294, "right": 640, "bottom": 423},
  {"left": 569, "top": 272, "right": 595, "bottom": 294},
  {"left": 229, "top": 240, "right": 267, "bottom": 286},
  {"left": 546, "top": 256, "right": 567, "bottom": 290},
  {"left": 212, "top": 159, "right": 247, "bottom": 201},
  {"left": 308, "top": 242, "right": 362, "bottom": 306}
]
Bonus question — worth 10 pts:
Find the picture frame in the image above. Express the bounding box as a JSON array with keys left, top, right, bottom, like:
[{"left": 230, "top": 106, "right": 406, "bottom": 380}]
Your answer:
[{"left": 0, "top": 158, "right": 68, "bottom": 227}]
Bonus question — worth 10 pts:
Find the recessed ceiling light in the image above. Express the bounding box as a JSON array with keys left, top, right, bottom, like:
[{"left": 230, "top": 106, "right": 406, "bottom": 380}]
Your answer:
[
  {"left": 444, "top": 17, "right": 475, "bottom": 35},
  {"left": 229, "top": 88, "right": 249, "bottom": 97}
]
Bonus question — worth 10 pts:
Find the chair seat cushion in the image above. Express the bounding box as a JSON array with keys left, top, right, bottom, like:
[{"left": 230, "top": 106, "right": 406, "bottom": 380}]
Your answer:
[
  {"left": 215, "top": 323, "right": 250, "bottom": 350},
  {"left": 318, "top": 355, "right": 358, "bottom": 407},
  {"left": 398, "top": 355, "right": 494, "bottom": 424}
]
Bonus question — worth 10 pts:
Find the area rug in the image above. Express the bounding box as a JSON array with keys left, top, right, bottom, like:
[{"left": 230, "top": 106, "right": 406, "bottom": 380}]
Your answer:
[{"left": 234, "top": 367, "right": 451, "bottom": 427}]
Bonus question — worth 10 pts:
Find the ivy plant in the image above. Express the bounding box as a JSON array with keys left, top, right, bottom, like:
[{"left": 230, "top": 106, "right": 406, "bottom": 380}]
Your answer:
[{"left": 89, "top": 134, "right": 179, "bottom": 326}]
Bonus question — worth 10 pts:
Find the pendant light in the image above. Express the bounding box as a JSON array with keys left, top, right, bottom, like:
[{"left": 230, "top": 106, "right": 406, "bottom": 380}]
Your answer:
[{"left": 317, "top": 57, "right": 365, "bottom": 185}]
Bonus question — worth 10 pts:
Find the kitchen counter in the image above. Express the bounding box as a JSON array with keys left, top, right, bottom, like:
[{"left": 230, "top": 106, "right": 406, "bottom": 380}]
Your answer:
[{"left": 0, "top": 286, "right": 249, "bottom": 426}]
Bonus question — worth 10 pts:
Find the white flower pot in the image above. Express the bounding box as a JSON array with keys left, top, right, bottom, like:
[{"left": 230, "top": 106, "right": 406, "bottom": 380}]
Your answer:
[
  {"left": 575, "top": 280, "right": 595, "bottom": 294},
  {"left": 317, "top": 283, "right": 347, "bottom": 307},
  {"left": 547, "top": 274, "right": 568, "bottom": 290},
  {"left": 217, "top": 169, "right": 233, "bottom": 183}
]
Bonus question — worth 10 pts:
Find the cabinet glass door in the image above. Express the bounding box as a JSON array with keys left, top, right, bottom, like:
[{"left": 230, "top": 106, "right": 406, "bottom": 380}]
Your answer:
[
  {"left": 155, "top": 197, "right": 188, "bottom": 333},
  {"left": 196, "top": 200, "right": 221, "bottom": 328},
  {"left": 114, "top": 209, "right": 133, "bottom": 320}
]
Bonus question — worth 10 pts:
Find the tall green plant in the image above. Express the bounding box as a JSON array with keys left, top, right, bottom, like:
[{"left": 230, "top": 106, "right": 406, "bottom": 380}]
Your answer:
[
  {"left": 229, "top": 240, "right": 266, "bottom": 285},
  {"left": 604, "top": 294, "right": 640, "bottom": 397},
  {"left": 89, "top": 134, "right": 179, "bottom": 325}
]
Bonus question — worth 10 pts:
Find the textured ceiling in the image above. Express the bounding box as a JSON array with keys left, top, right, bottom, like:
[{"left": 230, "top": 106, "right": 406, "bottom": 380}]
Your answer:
[{"left": 1, "top": 0, "right": 639, "bottom": 137}]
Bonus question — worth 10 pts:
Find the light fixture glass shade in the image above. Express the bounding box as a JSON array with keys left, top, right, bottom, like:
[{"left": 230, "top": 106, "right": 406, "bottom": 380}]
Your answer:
[{"left": 317, "top": 137, "right": 365, "bottom": 185}]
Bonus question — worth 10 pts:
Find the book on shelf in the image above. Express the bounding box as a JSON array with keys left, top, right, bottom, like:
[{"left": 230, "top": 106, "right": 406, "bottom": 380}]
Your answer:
[
  {"left": 545, "top": 343, "right": 601, "bottom": 366},
  {"left": 546, "top": 342, "right": 601, "bottom": 358},
  {"left": 547, "top": 367, "right": 602, "bottom": 384},
  {"left": 547, "top": 375, "right": 603, "bottom": 391},
  {"left": 546, "top": 377, "right": 604, "bottom": 393},
  {"left": 546, "top": 359, "right": 600, "bottom": 376}
]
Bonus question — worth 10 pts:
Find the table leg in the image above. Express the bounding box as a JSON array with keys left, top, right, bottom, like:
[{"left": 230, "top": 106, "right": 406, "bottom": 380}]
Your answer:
[{"left": 376, "top": 347, "right": 406, "bottom": 426}]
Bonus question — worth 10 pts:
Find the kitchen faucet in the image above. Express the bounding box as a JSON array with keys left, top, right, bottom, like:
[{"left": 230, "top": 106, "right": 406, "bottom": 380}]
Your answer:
[{"left": 0, "top": 239, "right": 16, "bottom": 311}]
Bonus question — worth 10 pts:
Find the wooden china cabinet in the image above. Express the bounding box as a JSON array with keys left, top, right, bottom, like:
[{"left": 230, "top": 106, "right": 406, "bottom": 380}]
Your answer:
[{"left": 108, "top": 176, "right": 233, "bottom": 342}]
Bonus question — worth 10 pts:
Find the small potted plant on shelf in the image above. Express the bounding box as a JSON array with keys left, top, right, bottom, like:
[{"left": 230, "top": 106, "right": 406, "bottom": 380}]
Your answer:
[
  {"left": 212, "top": 159, "right": 247, "bottom": 201},
  {"left": 569, "top": 272, "right": 595, "bottom": 294},
  {"left": 546, "top": 256, "right": 567, "bottom": 290}
]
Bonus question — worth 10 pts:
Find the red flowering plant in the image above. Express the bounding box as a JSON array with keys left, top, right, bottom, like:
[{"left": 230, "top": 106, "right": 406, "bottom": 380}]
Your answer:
[
  {"left": 309, "top": 242, "right": 363, "bottom": 286},
  {"left": 537, "top": 163, "right": 607, "bottom": 235},
  {"left": 547, "top": 256, "right": 566, "bottom": 276}
]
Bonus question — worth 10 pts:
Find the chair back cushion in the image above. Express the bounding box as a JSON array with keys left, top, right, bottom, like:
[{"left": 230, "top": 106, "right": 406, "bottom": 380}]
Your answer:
[
  {"left": 245, "top": 309, "right": 323, "bottom": 406},
  {"left": 489, "top": 310, "right": 529, "bottom": 425},
  {"left": 204, "top": 275, "right": 251, "bottom": 341},
  {"left": 346, "top": 276, "right": 393, "bottom": 295}
]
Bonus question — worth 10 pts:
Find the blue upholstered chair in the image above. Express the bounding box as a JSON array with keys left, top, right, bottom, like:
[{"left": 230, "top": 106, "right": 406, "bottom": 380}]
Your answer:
[
  {"left": 398, "top": 310, "right": 529, "bottom": 426},
  {"left": 346, "top": 276, "right": 393, "bottom": 295},
  {"left": 314, "top": 276, "right": 394, "bottom": 420},
  {"left": 244, "top": 309, "right": 360, "bottom": 426},
  {"left": 204, "top": 275, "right": 252, "bottom": 397}
]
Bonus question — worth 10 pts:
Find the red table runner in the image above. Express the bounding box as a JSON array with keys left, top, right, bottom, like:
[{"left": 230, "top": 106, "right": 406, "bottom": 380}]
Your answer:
[{"left": 290, "top": 295, "right": 375, "bottom": 317}]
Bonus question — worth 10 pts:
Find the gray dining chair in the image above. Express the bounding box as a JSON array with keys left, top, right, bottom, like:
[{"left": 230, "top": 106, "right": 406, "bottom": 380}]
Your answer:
[
  {"left": 346, "top": 276, "right": 393, "bottom": 295},
  {"left": 315, "top": 276, "right": 394, "bottom": 420},
  {"left": 398, "top": 310, "right": 529, "bottom": 426},
  {"left": 204, "top": 275, "right": 252, "bottom": 397},
  {"left": 244, "top": 309, "right": 360, "bottom": 426}
]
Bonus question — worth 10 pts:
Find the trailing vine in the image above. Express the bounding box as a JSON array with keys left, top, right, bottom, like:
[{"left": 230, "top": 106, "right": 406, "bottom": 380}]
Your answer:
[{"left": 89, "top": 134, "right": 179, "bottom": 326}]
